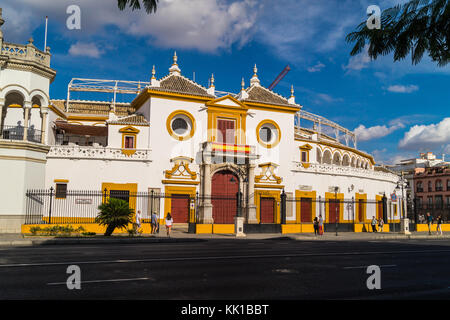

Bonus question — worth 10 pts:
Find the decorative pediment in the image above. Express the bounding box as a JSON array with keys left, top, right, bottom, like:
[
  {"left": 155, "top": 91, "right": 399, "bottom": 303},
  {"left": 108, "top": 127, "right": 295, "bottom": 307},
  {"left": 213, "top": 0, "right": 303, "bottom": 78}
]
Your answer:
[
  {"left": 164, "top": 156, "right": 198, "bottom": 180},
  {"left": 119, "top": 125, "right": 140, "bottom": 134},
  {"left": 255, "top": 162, "right": 282, "bottom": 184},
  {"left": 205, "top": 95, "right": 248, "bottom": 111}
]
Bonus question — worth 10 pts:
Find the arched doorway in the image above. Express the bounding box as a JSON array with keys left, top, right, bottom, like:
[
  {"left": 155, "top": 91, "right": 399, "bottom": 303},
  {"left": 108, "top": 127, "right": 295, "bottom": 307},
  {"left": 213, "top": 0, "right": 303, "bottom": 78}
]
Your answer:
[{"left": 211, "top": 170, "right": 239, "bottom": 224}]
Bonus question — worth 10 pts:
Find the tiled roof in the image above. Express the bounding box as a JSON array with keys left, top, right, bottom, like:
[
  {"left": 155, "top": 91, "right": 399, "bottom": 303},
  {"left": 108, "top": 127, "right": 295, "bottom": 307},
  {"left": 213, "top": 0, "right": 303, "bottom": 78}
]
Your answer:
[
  {"left": 244, "top": 85, "right": 291, "bottom": 106},
  {"left": 151, "top": 74, "right": 214, "bottom": 98},
  {"left": 108, "top": 114, "right": 149, "bottom": 126},
  {"left": 50, "top": 100, "right": 135, "bottom": 117}
]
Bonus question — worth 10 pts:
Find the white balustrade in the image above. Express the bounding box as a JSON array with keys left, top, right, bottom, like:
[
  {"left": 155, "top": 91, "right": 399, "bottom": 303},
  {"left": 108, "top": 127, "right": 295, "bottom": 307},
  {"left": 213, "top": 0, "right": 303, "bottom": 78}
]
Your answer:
[
  {"left": 1, "top": 42, "right": 51, "bottom": 67},
  {"left": 47, "top": 145, "right": 152, "bottom": 161},
  {"left": 292, "top": 161, "right": 398, "bottom": 182}
]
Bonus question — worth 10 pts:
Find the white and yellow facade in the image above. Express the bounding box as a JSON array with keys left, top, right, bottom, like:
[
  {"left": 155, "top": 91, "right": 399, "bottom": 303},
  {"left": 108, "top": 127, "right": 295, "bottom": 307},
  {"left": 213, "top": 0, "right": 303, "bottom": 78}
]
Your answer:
[{"left": 0, "top": 13, "right": 403, "bottom": 233}]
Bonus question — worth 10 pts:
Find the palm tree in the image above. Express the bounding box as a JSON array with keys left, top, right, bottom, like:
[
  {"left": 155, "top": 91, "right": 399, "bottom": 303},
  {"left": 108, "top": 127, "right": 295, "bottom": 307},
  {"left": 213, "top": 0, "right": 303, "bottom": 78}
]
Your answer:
[
  {"left": 346, "top": 0, "right": 449, "bottom": 66},
  {"left": 117, "top": 0, "right": 159, "bottom": 14},
  {"left": 96, "top": 197, "right": 135, "bottom": 236}
]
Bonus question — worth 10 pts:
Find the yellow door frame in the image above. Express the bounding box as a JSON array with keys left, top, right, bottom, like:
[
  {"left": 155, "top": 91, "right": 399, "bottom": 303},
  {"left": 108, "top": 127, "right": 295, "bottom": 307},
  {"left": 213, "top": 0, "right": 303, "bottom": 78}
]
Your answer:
[
  {"left": 295, "top": 190, "right": 316, "bottom": 224},
  {"left": 255, "top": 189, "right": 281, "bottom": 224},
  {"left": 325, "top": 192, "right": 344, "bottom": 223}
]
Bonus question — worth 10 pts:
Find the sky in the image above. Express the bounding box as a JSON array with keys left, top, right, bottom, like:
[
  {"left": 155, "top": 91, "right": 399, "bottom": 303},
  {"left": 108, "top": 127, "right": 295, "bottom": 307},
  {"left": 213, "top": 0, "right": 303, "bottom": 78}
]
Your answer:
[{"left": 1, "top": 0, "right": 449, "bottom": 165}]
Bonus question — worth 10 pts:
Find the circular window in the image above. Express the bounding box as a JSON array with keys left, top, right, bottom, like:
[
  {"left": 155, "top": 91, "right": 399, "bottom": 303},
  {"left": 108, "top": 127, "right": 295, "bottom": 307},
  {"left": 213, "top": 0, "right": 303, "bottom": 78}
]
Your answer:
[
  {"left": 256, "top": 120, "right": 281, "bottom": 148},
  {"left": 171, "top": 118, "right": 188, "bottom": 135},
  {"left": 166, "top": 110, "right": 195, "bottom": 141},
  {"left": 259, "top": 126, "right": 272, "bottom": 143}
]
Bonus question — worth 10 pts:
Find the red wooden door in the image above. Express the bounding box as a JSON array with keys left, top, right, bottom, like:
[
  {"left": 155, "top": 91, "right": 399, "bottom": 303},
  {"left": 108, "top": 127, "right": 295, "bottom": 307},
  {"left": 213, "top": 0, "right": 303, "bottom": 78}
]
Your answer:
[
  {"left": 300, "top": 198, "right": 312, "bottom": 223},
  {"left": 212, "top": 171, "right": 239, "bottom": 224},
  {"left": 170, "top": 194, "right": 189, "bottom": 223},
  {"left": 329, "top": 199, "right": 340, "bottom": 223},
  {"left": 377, "top": 201, "right": 383, "bottom": 220},
  {"left": 217, "top": 119, "right": 235, "bottom": 144},
  {"left": 260, "top": 197, "right": 275, "bottom": 223},
  {"left": 358, "top": 199, "right": 364, "bottom": 222}
]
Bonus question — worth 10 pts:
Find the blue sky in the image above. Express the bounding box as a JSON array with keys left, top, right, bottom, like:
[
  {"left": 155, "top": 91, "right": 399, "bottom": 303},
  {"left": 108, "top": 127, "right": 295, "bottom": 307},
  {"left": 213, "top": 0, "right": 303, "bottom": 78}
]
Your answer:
[{"left": 2, "top": 0, "right": 449, "bottom": 164}]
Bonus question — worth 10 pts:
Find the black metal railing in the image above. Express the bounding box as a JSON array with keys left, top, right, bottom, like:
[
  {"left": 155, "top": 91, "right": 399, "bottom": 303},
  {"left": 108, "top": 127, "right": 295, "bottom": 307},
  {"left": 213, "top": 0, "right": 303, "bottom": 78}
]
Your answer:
[{"left": 1, "top": 125, "right": 42, "bottom": 143}]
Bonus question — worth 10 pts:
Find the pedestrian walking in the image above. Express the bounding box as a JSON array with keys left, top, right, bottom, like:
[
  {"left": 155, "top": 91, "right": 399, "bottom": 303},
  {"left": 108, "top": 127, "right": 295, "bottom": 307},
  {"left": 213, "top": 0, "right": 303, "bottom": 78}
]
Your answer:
[
  {"left": 151, "top": 212, "right": 159, "bottom": 234},
  {"left": 318, "top": 215, "right": 324, "bottom": 235},
  {"left": 165, "top": 212, "right": 173, "bottom": 237},
  {"left": 378, "top": 218, "right": 384, "bottom": 232},
  {"left": 426, "top": 212, "right": 433, "bottom": 235},
  {"left": 371, "top": 216, "right": 377, "bottom": 232},
  {"left": 437, "top": 215, "right": 443, "bottom": 235},
  {"left": 135, "top": 210, "right": 142, "bottom": 234},
  {"left": 313, "top": 217, "right": 319, "bottom": 236}
]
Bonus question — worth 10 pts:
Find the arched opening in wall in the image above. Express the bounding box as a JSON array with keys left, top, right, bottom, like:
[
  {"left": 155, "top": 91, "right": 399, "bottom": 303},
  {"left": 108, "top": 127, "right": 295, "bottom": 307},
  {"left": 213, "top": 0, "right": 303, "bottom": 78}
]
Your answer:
[
  {"left": 323, "top": 150, "right": 332, "bottom": 164},
  {"left": 316, "top": 149, "right": 322, "bottom": 164},
  {"left": 332, "top": 152, "right": 341, "bottom": 166},
  {"left": 351, "top": 156, "right": 356, "bottom": 167},
  {"left": 356, "top": 158, "right": 361, "bottom": 168},
  {"left": 2, "top": 91, "right": 25, "bottom": 138},
  {"left": 342, "top": 154, "right": 350, "bottom": 166},
  {"left": 211, "top": 170, "right": 239, "bottom": 224}
]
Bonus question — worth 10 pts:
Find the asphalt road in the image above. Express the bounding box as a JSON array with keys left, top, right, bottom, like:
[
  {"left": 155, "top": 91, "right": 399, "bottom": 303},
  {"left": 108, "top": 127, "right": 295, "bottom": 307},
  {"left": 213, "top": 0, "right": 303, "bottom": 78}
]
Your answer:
[{"left": 1, "top": 238, "right": 450, "bottom": 300}]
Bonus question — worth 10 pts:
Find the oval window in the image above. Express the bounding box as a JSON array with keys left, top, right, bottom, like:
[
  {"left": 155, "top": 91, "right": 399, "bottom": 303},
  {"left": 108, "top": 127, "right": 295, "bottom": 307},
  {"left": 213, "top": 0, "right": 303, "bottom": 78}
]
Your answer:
[
  {"left": 171, "top": 118, "right": 188, "bottom": 135},
  {"left": 260, "top": 126, "right": 273, "bottom": 143}
]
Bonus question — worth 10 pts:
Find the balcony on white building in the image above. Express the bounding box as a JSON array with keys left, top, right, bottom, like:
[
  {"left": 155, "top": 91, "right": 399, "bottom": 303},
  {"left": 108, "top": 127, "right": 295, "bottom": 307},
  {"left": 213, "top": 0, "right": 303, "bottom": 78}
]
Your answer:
[
  {"left": 47, "top": 145, "right": 152, "bottom": 162},
  {"left": 292, "top": 161, "right": 399, "bottom": 183}
]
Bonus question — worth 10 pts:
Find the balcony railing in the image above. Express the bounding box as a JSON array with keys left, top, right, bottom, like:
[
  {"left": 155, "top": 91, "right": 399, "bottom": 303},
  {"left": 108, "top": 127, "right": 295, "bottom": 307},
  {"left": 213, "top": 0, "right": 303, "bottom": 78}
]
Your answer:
[
  {"left": 1, "top": 41, "right": 51, "bottom": 67},
  {"left": 292, "top": 162, "right": 399, "bottom": 182},
  {"left": 47, "top": 145, "right": 152, "bottom": 162},
  {"left": 1, "top": 125, "right": 42, "bottom": 143}
]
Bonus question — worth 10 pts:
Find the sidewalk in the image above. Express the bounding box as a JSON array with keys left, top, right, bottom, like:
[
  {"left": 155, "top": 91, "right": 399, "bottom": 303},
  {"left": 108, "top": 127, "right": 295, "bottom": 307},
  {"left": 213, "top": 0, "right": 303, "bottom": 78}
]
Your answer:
[{"left": 0, "top": 231, "right": 449, "bottom": 247}]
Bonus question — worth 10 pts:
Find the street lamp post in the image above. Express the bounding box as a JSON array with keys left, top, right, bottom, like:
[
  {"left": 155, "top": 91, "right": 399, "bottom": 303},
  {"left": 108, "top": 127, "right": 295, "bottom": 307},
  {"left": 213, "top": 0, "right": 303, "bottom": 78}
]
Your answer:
[{"left": 334, "top": 186, "right": 338, "bottom": 236}]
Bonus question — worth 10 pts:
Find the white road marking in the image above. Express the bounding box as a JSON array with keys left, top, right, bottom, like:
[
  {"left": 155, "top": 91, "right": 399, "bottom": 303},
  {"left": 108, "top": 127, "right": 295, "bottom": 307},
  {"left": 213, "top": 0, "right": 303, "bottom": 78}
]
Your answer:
[
  {"left": 47, "top": 277, "right": 150, "bottom": 286},
  {"left": 1, "top": 249, "right": 449, "bottom": 268},
  {"left": 343, "top": 264, "right": 397, "bottom": 269}
]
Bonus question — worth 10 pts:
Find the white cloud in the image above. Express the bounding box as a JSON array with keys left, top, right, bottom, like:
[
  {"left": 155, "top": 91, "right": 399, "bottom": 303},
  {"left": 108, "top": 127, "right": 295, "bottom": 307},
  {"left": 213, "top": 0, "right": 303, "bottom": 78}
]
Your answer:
[
  {"left": 307, "top": 62, "right": 325, "bottom": 73},
  {"left": 1, "top": 0, "right": 260, "bottom": 53},
  {"left": 68, "top": 42, "right": 102, "bottom": 58},
  {"left": 354, "top": 122, "right": 405, "bottom": 141},
  {"left": 343, "top": 45, "right": 371, "bottom": 72},
  {"left": 387, "top": 85, "right": 419, "bottom": 93},
  {"left": 399, "top": 118, "right": 450, "bottom": 152}
]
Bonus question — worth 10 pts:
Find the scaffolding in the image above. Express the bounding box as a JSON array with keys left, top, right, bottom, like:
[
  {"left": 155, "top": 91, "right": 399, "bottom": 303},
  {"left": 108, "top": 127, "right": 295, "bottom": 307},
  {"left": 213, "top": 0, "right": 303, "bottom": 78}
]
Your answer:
[
  {"left": 66, "top": 78, "right": 150, "bottom": 112},
  {"left": 295, "top": 110, "right": 357, "bottom": 148}
]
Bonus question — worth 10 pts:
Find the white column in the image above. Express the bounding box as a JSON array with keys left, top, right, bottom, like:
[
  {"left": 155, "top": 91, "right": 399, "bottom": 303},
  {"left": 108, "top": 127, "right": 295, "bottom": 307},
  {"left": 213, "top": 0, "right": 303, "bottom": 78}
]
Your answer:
[
  {"left": 0, "top": 99, "right": 4, "bottom": 133},
  {"left": 23, "top": 102, "right": 32, "bottom": 141},
  {"left": 247, "top": 164, "right": 258, "bottom": 223},
  {"left": 199, "top": 163, "right": 214, "bottom": 224},
  {"left": 40, "top": 107, "right": 48, "bottom": 144}
]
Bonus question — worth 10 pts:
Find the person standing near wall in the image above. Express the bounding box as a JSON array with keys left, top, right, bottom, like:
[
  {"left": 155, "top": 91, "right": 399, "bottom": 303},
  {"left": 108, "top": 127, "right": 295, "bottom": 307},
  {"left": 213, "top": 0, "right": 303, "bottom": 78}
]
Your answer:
[
  {"left": 318, "top": 215, "right": 324, "bottom": 235},
  {"left": 165, "top": 212, "right": 173, "bottom": 237},
  {"left": 427, "top": 212, "right": 433, "bottom": 235},
  {"left": 437, "top": 215, "right": 443, "bottom": 235},
  {"left": 371, "top": 216, "right": 377, "bottom": 232}
]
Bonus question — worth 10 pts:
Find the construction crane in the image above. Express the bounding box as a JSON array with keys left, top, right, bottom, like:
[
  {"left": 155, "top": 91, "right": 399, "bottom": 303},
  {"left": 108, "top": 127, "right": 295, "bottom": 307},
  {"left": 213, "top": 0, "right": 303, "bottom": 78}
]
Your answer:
[{"left": 268, "top": 65, "right": 290, "bottom": 91}]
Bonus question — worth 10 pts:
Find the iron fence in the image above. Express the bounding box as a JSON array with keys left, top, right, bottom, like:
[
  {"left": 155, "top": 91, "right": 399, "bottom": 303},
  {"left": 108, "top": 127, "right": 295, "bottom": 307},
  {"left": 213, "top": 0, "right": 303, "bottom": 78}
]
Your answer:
[{"left": 25, "top": 189, "right": 197, "bottom": 225}]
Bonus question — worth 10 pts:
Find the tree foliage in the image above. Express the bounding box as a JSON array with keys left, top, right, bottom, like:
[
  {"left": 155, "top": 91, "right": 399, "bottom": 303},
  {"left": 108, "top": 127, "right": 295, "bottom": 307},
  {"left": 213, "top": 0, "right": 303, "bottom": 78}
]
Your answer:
[
  {"left": 346, "top": 0, "right": 450, "bottom": 66},
  {"left": 96, "top": 197, "right": 135, "bottom": 236},
  {"left": 117, "top": 0, "right": 159, "bottom": 14}
]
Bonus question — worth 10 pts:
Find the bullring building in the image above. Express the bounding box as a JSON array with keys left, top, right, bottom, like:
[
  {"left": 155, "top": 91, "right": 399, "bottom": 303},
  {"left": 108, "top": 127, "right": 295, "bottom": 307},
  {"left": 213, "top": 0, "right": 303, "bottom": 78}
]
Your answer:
[{"left": 0, "top": 10, "right": 402, "bottom": 234}]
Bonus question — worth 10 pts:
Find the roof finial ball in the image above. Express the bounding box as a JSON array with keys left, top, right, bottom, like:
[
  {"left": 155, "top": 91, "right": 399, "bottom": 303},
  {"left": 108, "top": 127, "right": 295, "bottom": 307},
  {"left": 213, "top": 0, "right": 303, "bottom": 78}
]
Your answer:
[
  {"left": 169, "top": 51, "right": 181, "bottom": 75},
  {"left": 151, "top": 65, "right": 156, "bottom": 79},
  {"left": 288, "top": 85, "right": 296, "bottom": 105},
  {"left": 173, "top": 51, "right": 178, "bottom": 66},
  {"left": 210, "top": 73, "right": 215, "bottom": 88},
  {"left": 250, "top": 64, "right": 260, "bottom": 87}
]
